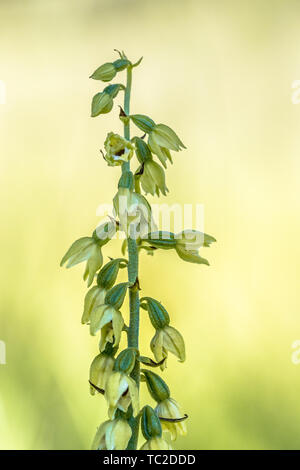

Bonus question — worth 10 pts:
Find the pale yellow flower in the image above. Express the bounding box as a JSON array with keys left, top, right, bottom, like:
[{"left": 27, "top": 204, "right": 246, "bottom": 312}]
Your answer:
[
  {"left": 155, "top": 398, "right": 187, "bottom": 441},
  {"left": 140, "top": 437, "right": 172, "bottom": 450},
  {"left": 89, "top": 353, "right": 114, "bottom": 394},
  {"left": 90, "top": 304, "right": 124, "bottom": 351},
  {"left": 151, "top": 325, "right": 185, "bottom": 370},
  {"left": 104, "top": 132, "right": 135, "bottom": 166},
  {"left": 105, "top": 371, "right": 139, "bottom": 419},
  {"left": 82, "top": 285, "right": 107, "bottom": 324},
  {"left": 91, "top": 418, "right": 131, "bottom": 450}
]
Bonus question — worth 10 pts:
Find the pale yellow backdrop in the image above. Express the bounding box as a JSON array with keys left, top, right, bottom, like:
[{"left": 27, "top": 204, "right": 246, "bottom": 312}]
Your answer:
[{"left": 0, "top": 0, "right": 300, "bottom": 449}]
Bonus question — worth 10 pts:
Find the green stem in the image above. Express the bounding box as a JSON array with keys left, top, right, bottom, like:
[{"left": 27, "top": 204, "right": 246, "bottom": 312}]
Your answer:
[{"left": 122, "top": 64, "right": 140, "bottom": 450}]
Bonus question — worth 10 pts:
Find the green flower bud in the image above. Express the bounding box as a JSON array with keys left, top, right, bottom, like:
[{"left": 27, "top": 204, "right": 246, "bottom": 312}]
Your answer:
[
  {"left": 132, "top": 137, "right": 152, "bottom": 163},
  {"left": 104, "top": 132, "right": 135, "bottom": 166},
  {"left": 140, "top": 159, "right": 168, "bottom": 196},
  {"left": 114, "top": 348, "right": 138, "bottom": 375},
  {"left": 130, "top": 114, "right": 156, "bottom": 133},
  {"left": 105, "top": 282, "right": 129, "bottom": 310},
  {"left": 142, "top": 369, "right": 170, "bottom": 403},
  {"left": 143, "top": 231, "right": 177, "bottom": 249},
  {"left": 90, "top": 62, "right": 117, "bottom": 82},
  {"left": 141, "top": 405, "right": 162, "bottom": 440},
  {"left": 140, "top": 297, "right": 170, "bottom": 329},
  {"left": 91, "top": 92, "right": 113, "bottom": 117},
  {"left": 97, "top": 258, "right": 127, "bottom": 290}
]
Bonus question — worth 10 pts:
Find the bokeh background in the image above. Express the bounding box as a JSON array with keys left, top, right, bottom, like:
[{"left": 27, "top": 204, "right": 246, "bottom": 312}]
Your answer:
[{"left": 1, "top": 0, "right": 300, "bottom": 450}]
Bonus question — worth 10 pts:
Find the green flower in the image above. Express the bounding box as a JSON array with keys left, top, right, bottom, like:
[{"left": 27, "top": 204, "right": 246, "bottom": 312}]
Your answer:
[
  {"left": 175, "top": 230, "right": 216, "bottom": 265},
  {"left": 91, "top": 84, "right": 123, "bottom": 117},
  {"left": 104, "top": 132, "right": 135, "bottom": 166},
  {"left": 139, "top": 160, "right": 168, "bottom": 196},
  {"left": 151, "top": 325, "right": 185, "bottom": 370},
  {"left": 113, "top": 187, "right": 155, "bottom": 238},
  {"left": 90, "top": 304, "right": 124, "bottom": 351},
  {"left": 82, "top": 285, "right": 107, "bottom": 324},
  {"left": 60, "top": 236, "right": 103, "bottom": 287}
]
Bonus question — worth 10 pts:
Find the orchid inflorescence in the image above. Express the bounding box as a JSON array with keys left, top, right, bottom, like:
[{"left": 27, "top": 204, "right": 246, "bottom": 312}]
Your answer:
[{"left": 60, "top": 50, "right": 216, "bottom": 450}]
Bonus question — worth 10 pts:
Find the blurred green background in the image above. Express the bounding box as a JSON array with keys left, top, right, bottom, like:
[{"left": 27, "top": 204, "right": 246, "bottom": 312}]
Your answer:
[{"left": 1, "top": 0, "right": 300, "bottom": 450}]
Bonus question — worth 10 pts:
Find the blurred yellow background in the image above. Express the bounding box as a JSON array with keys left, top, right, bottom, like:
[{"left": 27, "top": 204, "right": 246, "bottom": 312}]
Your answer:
[{"left": 1, "top": 0, "right": 300, "bottom": 450}]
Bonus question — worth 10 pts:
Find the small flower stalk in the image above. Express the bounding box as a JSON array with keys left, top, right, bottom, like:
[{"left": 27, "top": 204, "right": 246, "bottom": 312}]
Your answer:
[{"left": 60, "top": 50, "right": 216, "bottom": 450}]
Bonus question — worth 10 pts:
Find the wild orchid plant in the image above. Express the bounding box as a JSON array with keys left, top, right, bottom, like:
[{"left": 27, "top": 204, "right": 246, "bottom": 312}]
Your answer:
[{"left": 60, "top": 51, "right": 216, "bottom": 450}]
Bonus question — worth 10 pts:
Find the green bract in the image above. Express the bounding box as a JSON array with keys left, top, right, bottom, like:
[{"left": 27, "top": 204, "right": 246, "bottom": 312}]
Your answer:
[{"left": 60, "top": 51, "right": 215, "bottom": 450}]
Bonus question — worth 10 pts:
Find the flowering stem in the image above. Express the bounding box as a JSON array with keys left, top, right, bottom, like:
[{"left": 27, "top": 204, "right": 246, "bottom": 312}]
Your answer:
[{"left": 122, "top": 64, "right": 140, "bottom": 450}]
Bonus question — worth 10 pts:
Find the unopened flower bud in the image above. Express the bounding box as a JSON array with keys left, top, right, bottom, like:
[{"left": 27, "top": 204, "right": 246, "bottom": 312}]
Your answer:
[
  {"left": 105, "top": 282, "right": 129, "bottom": 310},
  {"left": 142, "top": 369, "right": 170, "bottom": 403},
  {"left": 97, "top": 258, "right": 127, "bottom": 290},
  {"left": 141, "top": 405, "right": 162, "bottom": 440},
  {"left": 140, "top": 297, "right": 170, "bottom": 329},
  {"left": 90, "top": 62, "right": 117, "bottom": 82},
  {"left": 130, "top": 114, "right": 156, "bottom": 134},
  {"left": 91, "top": 84, "right": 124, "bottom": 118},
  {"left": 114, "top": 348, "right": 138, "bottom": 375}
]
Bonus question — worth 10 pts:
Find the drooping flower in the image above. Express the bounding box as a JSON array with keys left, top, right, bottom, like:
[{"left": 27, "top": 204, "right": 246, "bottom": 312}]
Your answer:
[
  {"left": 155, "top": 398, "right": 187, "bottom": 441},
  {"left": 91, "top": 417, "right": 132, "bottom": 450},
  {"left": 140, "top": 437, "right": 172, "bottom": 450},
  {"left": 90, "top": 304, "right": 124, "bottom": 350},
  {"left": 82, "top": 285, "right": 107, "bottom": 324},
  {"left": 175, "top": 230, "right": 216, "bottom": 265},
  {"left": 105, "top": 371, "right": 139, "bottom": 419},
  {"left": 89, "top": 352, "right": 115, "bottom": 394},
  {"left": 139, "top": 159, "right": 168, "bottom": 196},
  {"left": 151, "top": 325, "right": 185, "bottom": 370},
  {"left": 60, "top": 236, "right": 103, "bottom": 287}
]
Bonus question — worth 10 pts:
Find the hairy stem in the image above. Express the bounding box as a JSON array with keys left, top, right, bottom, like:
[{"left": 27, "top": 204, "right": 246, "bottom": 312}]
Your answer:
[{"left": 122, "top": 64, "right": 140, "bottom": 450}]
